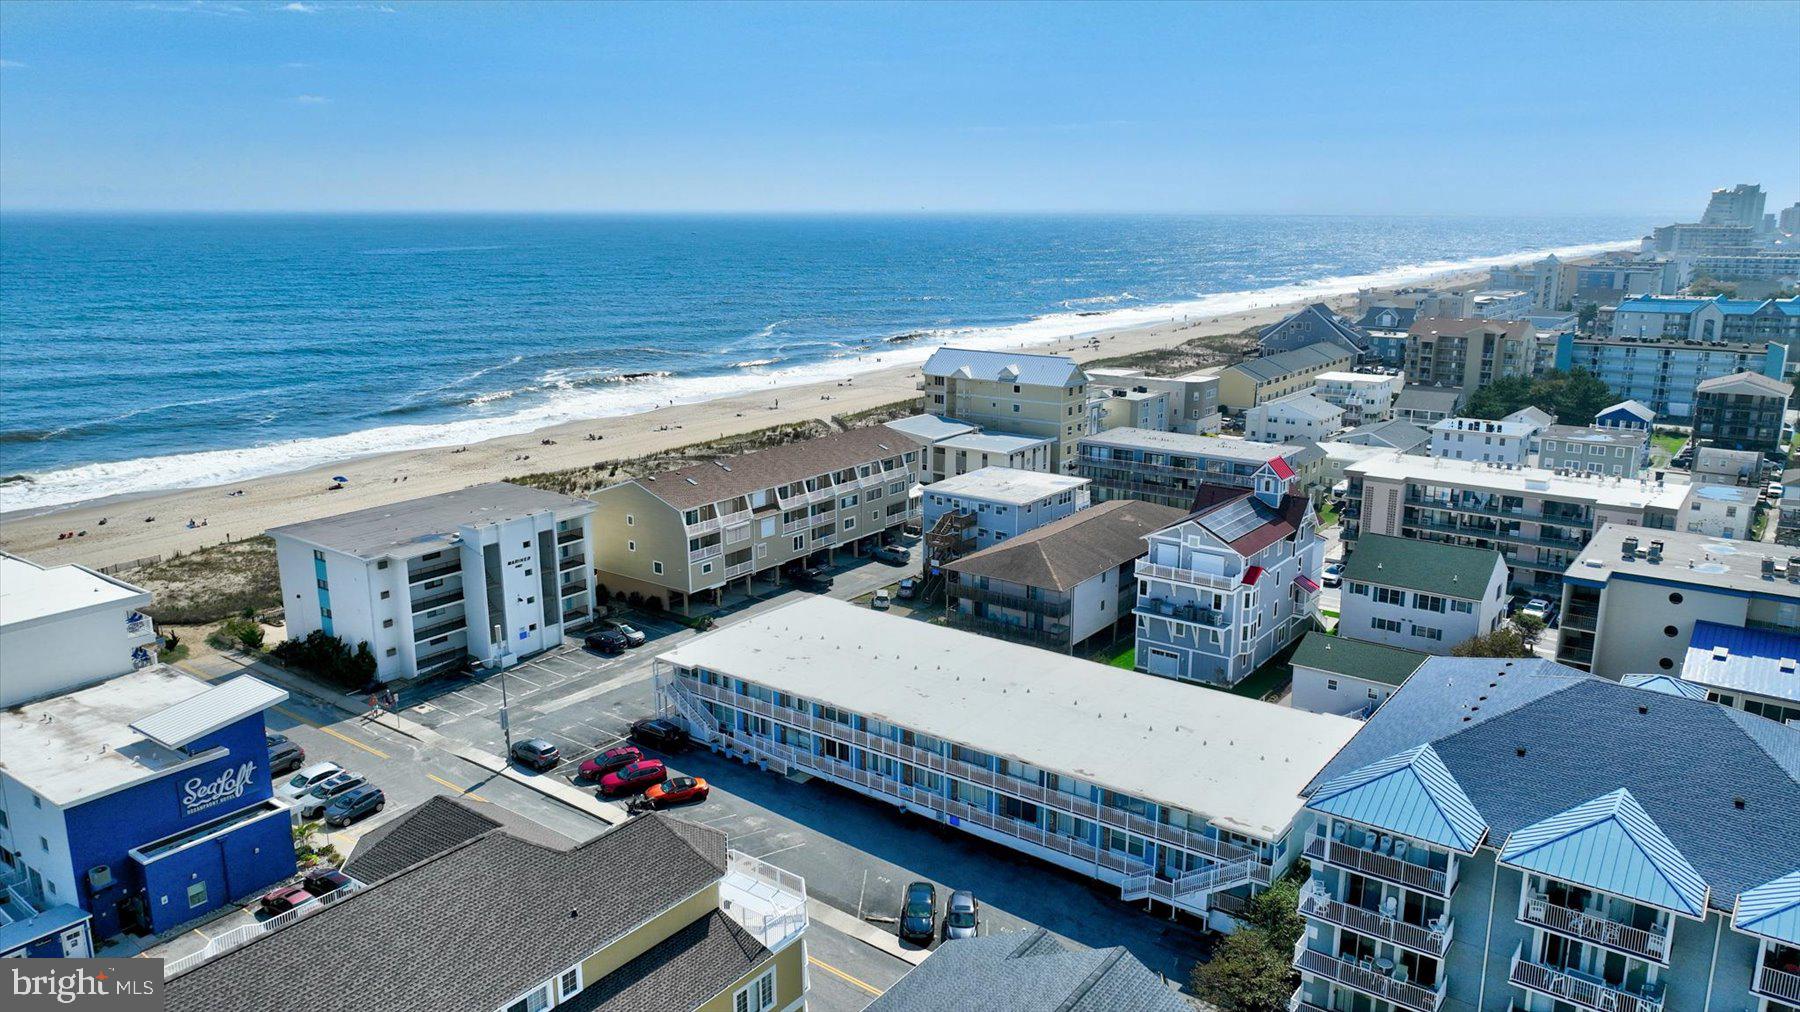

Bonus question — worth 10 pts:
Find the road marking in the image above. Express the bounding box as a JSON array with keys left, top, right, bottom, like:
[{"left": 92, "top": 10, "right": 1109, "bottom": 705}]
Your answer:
[
  {"left": 809, "top": 956, "right": 881, "bottom": 996},
  {"left": 272, "top": 705, "right": 319, "bottom": 728},
  {"left": 315, "top": 724, "right": 391, "bottom": 760},
  {"left": 752, "top": 841, "right": 805, "bottom": 860},
  {"left": 426, "top": 773, "right": 487, "bottom": 802}
]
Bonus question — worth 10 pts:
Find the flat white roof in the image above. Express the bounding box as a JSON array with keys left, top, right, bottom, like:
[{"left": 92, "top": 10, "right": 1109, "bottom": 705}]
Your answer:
[
  {"left": 937, "top": 431, "right": 1053, "bottom": 455},
  {"left": 924, "top": 467, "right": 1088, "bottom": 506},
  {"left": 883, "top": 414, "right": 979, "bottom": 443},
  {"left": 1430, "top": 417, "right": 1536, "bottom": 437},
  {"left": 1081, "top": 427, "right": 1299, "bottom": 461},
  {"left": 1314, "top": 371, "right": 1398, "bottom": 385},
  {"left": 1347, "top": 455, "right": 1691, "bottom": 510},
  {"left": 0, "top": 552, "right": 150, "bottom": 629},
  {"left": 659, "top": 598, "right": 1360, "bottom": 840}
]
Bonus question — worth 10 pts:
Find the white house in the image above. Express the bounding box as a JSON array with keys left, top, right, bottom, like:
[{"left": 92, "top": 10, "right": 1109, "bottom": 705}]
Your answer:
[
  {"left": 1289, "top": 631, "right": 1428, "bottom": 717},
  {"left": 1311, "top": 371, "right": 1405, "bottom": 427},
  {"left": 1681, "top": 483, "right": 1757, "bottom": 539},
  {"left": 1339, "top": 534, "right": 1509, "bottom": 653},
  {"left": 1244, "top": 391, "right": 1344, "bottom": 445},
  {"left": 1428, "top": 416, "right": 1538, "bottom": 465},
  {"left": 0, "top": 552, "right": 158, "bottom": 708}
]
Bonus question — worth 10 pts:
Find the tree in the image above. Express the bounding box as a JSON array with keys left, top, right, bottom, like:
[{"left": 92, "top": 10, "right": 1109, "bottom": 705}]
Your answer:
[
  {"left": 1577, "top": 301, "right": 1599, "bottom": 332},
  {"left": 1242, "top": 876, "right": 1304, "bottom": 948},
  {"left": 1463, "top": 369, "right": 1614, "bottom": 426},
  {"left": 1513, "top": 613, "right": 1546, "bottom": 648},
  {"left": 1686, "top": 271, "right": 1738, "bottom": 298},
  {"left": 1451, "top": 625, "right": 1531, "bottom": 658},
  {"left": 1192, "top": 927, "right": 1296, "bottom": 1012}
]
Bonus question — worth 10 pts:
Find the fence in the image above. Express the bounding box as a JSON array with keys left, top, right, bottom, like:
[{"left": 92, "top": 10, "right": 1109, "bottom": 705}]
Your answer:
[
  {"left": 162, "top": 885, "right": 359, "bottom": 978},
  {"left": 96, "top": 555, "right": 162, "bottom": 576}
]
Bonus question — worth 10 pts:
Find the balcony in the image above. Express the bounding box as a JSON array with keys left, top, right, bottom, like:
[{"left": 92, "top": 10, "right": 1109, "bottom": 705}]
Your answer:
[
  {"left": 558, "top": 553, "right": 586, "bottom": 571},
  {"left": 720, "top": 850, "right": 807, "bottom": 952},
  {"left": 556, "top": 527, "right": 583, "bottom": 544},
  {"left": 689, "top": 543, "right": 723, "bottom": 563},
  {"left": 950, "top": 582, "right": 1073, "bottom": 618},
  {"left": 1300, "top": 888, "right": 1452, "bottom": 957},
  {"left": 1519, "top": 893, "right": 1670, "bottom": 965},
  {"left": 1136, "top": 596, "right": 1227, "bottom": 627},
  {"left": 411, "top": 589, "right": 465, "bottom": 614},
  {"left": 1754, "top": 962, "right": 1800, "bottom": 1005},
  {"left": 724, "top": 560, "right": 756, "bottom": 579},
  {"left": 408, "top": 561, "right": 461, "bottom": 584},
  {"left": 1304, "top": 835, "right": 1453, "bottom": 897},
  {"left": 412, "top": 616, "right": 467, "bottom": 642},
  {"left": 415, "top": 646, "right": 467, "bottom": 675},
  {"left": 126, "top": 611, "right": 157, "bottom": 643},
  {"left": 1294, "top": 943, "right": 1445, "bottom": 1012},
  {"left": 1508, "top": 945, "right": 1664, "bottom": 1012},
  {"left": 1137, "top": 561, "right": 1240, "bottom": 593}
]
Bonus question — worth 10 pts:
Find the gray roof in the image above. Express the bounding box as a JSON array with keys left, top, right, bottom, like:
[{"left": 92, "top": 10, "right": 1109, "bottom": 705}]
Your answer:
[
  {"left": 633, "top": 426, "right": 922, "bottom": 511},
  {"left": 165, "top": 809, "right": 729, "bottom": 1012},
  {"left": 1079, "top": 427, "right": 1301, "bottom": 462},
  {"left": 1540, "top": 424, "right": 1647, "bottom": 449},
  {"left": 341, "top": 795, "right": 578, "bottom": 883},
  {"left": 129, "top": 675, "right": 287, "bottom": 750},
  {"left": 1696, "top": 370, "right": 1794, "bottom": 398},
  {"left": 1257, "top": 392, "right": 1343, "bottom": 421},
  {"left": 1339, "top": 419, "right": 1431, "bottom": 452},
  {"left": 1291, "top": 631, "right": 1429, "bottom": 687},
  {"left": 1394, "top": 385, "right": 1462, "bottom": 412},
  {"left": 1356, "top": 305, "right": 1418, "bottom": 331},
  {"left": 882, "top": 414, "right": 978, "bottom": 443},
  {"left": 946, "top": 500, "right": 1189, "bottom": 592},
  {"left": 938, "top": 430, "right": 1054, "bottom": 455},
  {"left": 866, "top": 928, "right": 1189, "bottom": 1012},
  {"left": 925, "top": 466, "right": 1087, "bottom": 506},
  {"left": 1225, "top": 342, "right": 1351, "bottom": 383},
  {"left": 1565, "top": 524, "right": 1800, "bottom": 601},
  {"left": 1504, "top": 406, "right": 1557, "bottom": 428},
  {"left": 1342, "top": 534, "right": 1504, "bottom": 600},
  {"left": 1304, "top": 658, "right": 1800, "bottom": 909},
  {"left": 556, "top": 910, "right": 768, "bottom": 1012},
  {"left": 268, "top": 482, "right": 593, "bottom": 560},
  {"left": 923, "top": 347, "right": 1085, "bottom": 386},
  {"left": 1260, "top": 303, "right": 1368, "bottom": 349}
]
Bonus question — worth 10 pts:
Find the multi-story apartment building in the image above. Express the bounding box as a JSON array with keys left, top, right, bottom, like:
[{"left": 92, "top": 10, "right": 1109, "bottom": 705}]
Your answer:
[
  {"left": 885, "top": 414, "right": 1054, "bottom": 483},
  {"left": 653, "top": 597, "right": 1360, "bottom": 931},
  {"left": 1682, "top": 483, "right": 1756, "bottom": 539},
  {"left": 1345, "top": 456, "right": 1689, "bottom": 596},
  {"left": 1394, "top": 385, "right": 1462, "bottom": 426},
  {"left": 1086, "top": 368, "right": 1222, "bottom": 434},
  {"left": 1218, "top": 342, "right": 1355, "bottom": 413},
  {"left": 919, "top": 347, "right": 1090, "bottom": 472},
  {"left": 1258, "top": 303, "right": 1369, "bottom": 358},
  {"left": 944, "top": 499, "right": 1187, "bottom": 653},
  {"left": 1492, "top": 254, "right": 1682, "bottom": 314},
  {"left": 1429, "top": 417, "right": 1537, "bottom": 466},
  {"left": 1693, "top": 371, "right": 1793, "bottom": 453},
  {"left": 1534, "top": 424, "right": 1649, "bottom": 478},
  {"left": 165, "top": 800, "right": 810, "bottom": 1012},
  {"left": 1690, "top": 249, "right": 1800, "bottom": 283},
  {"left": 919, "top": 466, "right": 1088, "bottom": 573},
  {"left": 1313, "top": 371, "right": 1405, "bottom": 427},
  {"left": 0, "top": 551, "right": 158, "bottom": 707},
  {"left": 1246, "top": 392, "right": 1344, "bottom": 445},
  {"left": 1339, "top": 534, "right": 1508, "bottom": 654},
  {"left": 1291, "top": 654, "right": 1800, "bottom": 1012},
  {"left": 593, "top": 427, "right": 922, "bottom": 609},
  {"left": 1701, "top": 182, "right": 1767, "bottom": 228},
  {"left": 1088, "top": 383, "right": 1172, "bottom": 433},
  {"left": 1133, "top": 462, "right": 1323, "bottom": 686},
  {"left": 1678, "top": 621, "right": 1800, "bottom": 727},
  {"left": 1289, "top": 631, "right": 1427, "bottom": 717},
  {"left": 1602, "top": 295, "right": 1800, "bottom": 365},
  {"left": 1468, "top": 289, "right": 1532, "bottom": 320},
  {"left": 1555, "top": 524, "right": 1800, "bottom": 676},
  {"left": 1405, "top": 318, "right": 1536, "bottom": 392},
  {"left": 1076, "top": 427, "right": 1310, "bottom": 508},
  {"left": 1552, "top": 331, "right": 1786, "bottom": 421},
  {"left": 270, "top": 482, "right": 596, "bottom": 682},
  {"left": 1645, "top": 222, "right": 1762, "bottom": 255}
]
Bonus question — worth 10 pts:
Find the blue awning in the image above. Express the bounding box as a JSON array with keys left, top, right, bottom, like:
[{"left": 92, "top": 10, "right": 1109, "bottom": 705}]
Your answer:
[
  {"left": 1735, "top": 870, "right": 1800, "bottom": 946},
  {"left": 1306, "top": 744, "right": 1487, "bottom": 853},
  {"left": 1499, "top": 789, "right": 1709, "bottom": 919}
]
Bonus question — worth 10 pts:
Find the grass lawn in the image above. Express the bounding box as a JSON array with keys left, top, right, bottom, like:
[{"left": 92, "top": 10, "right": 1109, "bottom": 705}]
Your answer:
[
  {"left": 1319, "top": 503, "right": 1341, "bottom": 527},
  {"left": 1651, "top": 432, "right": 1686, "bottom": 457},
  {"left": 1223, "top": 636, "right": 1305, "bottom": 701},
  {"left": 1104, "top": 640, "right": 1137, "bottom": 669}
]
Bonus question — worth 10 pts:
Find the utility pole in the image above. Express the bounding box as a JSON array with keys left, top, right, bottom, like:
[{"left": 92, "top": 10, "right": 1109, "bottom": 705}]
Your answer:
[{"left": 493, "top": 623, "right": 513, "bottom": 756}]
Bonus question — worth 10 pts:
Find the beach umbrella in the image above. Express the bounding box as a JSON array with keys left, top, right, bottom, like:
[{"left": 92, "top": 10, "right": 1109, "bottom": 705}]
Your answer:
[{"left": 332, "top": 476, "right": 349, "bottom": 483}]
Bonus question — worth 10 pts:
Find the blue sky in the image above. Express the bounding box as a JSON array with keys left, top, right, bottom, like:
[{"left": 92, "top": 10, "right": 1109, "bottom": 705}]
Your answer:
[{"left": 1, "top": 1, "right": 1796, "bottom": 214}]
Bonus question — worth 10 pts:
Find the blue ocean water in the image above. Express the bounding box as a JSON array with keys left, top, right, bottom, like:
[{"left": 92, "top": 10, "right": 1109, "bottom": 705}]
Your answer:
[{"left": 0, "top": 213, "right": 1647, "bottom": 509}]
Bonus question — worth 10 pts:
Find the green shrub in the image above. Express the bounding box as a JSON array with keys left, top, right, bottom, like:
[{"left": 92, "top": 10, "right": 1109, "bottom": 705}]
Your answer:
[{"left": 271, "top": 630, "right": 379, "bottom": 689}]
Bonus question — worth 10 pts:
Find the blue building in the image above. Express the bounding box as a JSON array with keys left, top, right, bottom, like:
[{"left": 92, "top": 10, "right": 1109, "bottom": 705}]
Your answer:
[
  {"left": 1291, "top": 657, "right": 1800, "bottom": 1012},
  {"left": 0, "top": 668, "right": 295, "bottom": 942},
  {"left": 1594, "top": 399, "right": 1656, "bottom": 431},
  {"left": 1554, "top": 331, "right": 1786, "bottom": 421}
]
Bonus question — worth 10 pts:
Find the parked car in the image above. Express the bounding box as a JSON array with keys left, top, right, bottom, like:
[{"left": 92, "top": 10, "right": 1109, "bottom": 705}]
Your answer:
[
  {"left": 510, "top": 738, "right": 562, "bottom": 772},
  {"left": 897, "top": 578, "right": 917, "bottom": 600},
  {"left": 599, "top": 760, "right": 668, "bottom": 796},
  {"left": 276, "top": 762, "right": 343, "bottom": 802},
  {"left": 1519, "top": 597, "right": 1554, "bottom": 623},
  {"left": 871, "top": 589, "right": 891, "bottom": 610},
  {"left": 259, "top": 884, "right": 312, "bottom": 916},
  {"left": 602, "top": 621, "right": 647, "bottom": 647},
  {"left": 269, "top": 738, "right": 307, "bottom": 777},
  {"left": 297, "top": 772, "right": 368, "bottom": 820},
  {"left": 1768, "top": 481, "right": 1784, "bottom": 500},
  {"left": 642, "top": 775, "right": 709, "bottom": 808},
  {"left": 630, "top": 718, "right": 691, "bottom": 752},
  {"left": 785, "top": 563, "right": 833, "bottom": 590},
  {"left": 943, "top": 890, "right": 979, "bottom": 940},
  {"left": 1322, "top": 563, "right": 1344, "bottom": 588},
  {"left": 578, "top": 745, "right": 644, "bottom": 780},
  {"left": 899, "top": 882, "right": 937, "bottom": 945},
  {"left": 324, "top": 785, "right": 385, "bottom": 827},
  {"left": 871, "top": 544, "right": 909, "bottom": 565},
  {"left": 302, "top": 868, "right": 353, "bottom": 897},
  {"left": 585, "top": 629, "right": 628, "bottom": 654},
  {"left": 266, "top": 732, "right": 288, "bottom": 748}
]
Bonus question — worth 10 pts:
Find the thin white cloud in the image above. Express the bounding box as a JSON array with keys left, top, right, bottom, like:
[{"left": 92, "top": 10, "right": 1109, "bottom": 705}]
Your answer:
[
  {"left": 133, "top": 1, "right": 249, "bottom": 15},
  {"left": 0, "top": 59, "right": 25, "bottom": 69},
  {"left": 281, "top": 2, "right": 318, "bottom": 12},
  {"left": 293, "top": 94, "right": 330, "bottom": 104},
  {"left": 282, "top": 61, "right": 312, "bottom": 68}
]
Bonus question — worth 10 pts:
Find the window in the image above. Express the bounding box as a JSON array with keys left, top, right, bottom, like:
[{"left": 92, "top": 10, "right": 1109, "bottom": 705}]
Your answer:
[
  {"left": 627, "top": 540, "right": 637, "bottom": 552},
  {"left": 626, "top": 514, "right": 635, "bottom": 526},
  {"left": 1372, "top": 586, "right": 1406, "bottom": 606},
  {"left": 504, "top": 985, "right": 551, "bottom": 1012},
  {"left": 313, "top": 550, "right": 324, "bottom": 562},
  {"left": 793, "top": 536, "right": 805, "bottom": 551},
  {"left": 1367, "top": 687, "right": 1380, "bottom": 699},
  {"left": 1451, "top": 599, "right": 1473, "bottom": 613},
  {"left": 1326, "top": 679, "right": 1339, "bottom": 691},
  {"left": 1413, "top": 593, "right": 1447, "bottom": 613},
  {"left": 1370, "top": 617, "right": 1402, "bottom": 633},
  {"left": 652, "top": 561, "right": 664, "bottom": 575},
  {"left": 382, "top": 618, "right": 394, "bottom": 628},
  {"left": 187, "top": 882, "right": 208, "bottom": 909},
  {"left": 701, "top": 563, "right": 713, "bottom": 574},
  {"left": 1411, "top": 625, "right": 1444, "bottom": 641},
  {"left": 376, "top": 559, "right": 388, "bottom": 570},
  {"left": 558, "top": 968, "right": 582, "bottom": 1000},
  {"left": 380, "top": 590, "right": 390, "bottom": 600},
  {"left": 386, "top": 647, "right": 397, "bottom": 657}
]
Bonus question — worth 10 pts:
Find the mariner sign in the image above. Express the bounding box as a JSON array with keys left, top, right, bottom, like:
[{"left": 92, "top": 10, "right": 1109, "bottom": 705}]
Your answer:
[{"left": 181, "top": 762, "right": 256, "bottom": 817}]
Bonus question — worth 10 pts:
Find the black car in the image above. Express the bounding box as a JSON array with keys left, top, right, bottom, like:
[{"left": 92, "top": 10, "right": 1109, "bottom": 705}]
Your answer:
[
  {"left": 511, "top": 738, "right": 562, "bottom": 771},
  {"left": 269, "top": 738, "right": 306, "bottom": 777},
  {"left": 302, "top": 868, "right": 353, "bottom": 897},
  {"left": 585, "top": 629, "right": 629, "bottom": 653},
  {"left": 631, "top": 718, "right": 691, "bottom": 752},
  {"left": 324, "top": 785, "right": 384, "bottom": 827},
  {"left": 899, "top": 881, "right": 937, "bottom": 945}
]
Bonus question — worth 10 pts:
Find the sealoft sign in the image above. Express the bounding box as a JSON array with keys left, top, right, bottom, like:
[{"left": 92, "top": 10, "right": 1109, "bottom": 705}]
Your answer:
[{"left": 181, "top": 762, "right": 255, "bottom": 817}]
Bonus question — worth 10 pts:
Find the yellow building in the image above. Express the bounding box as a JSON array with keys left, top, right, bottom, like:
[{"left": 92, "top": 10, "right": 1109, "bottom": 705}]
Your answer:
[
  {"left": 920, "top": 347, "right": 1091, "bottom": 472},
  {"left": 1216, "top": 342, "right": 1354, "bottom": 413}
]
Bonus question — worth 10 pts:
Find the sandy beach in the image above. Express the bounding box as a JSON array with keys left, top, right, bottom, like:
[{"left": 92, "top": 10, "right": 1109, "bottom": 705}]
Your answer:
[{"left": 0, "top": 270, "right": 1495, "bottom": 570}]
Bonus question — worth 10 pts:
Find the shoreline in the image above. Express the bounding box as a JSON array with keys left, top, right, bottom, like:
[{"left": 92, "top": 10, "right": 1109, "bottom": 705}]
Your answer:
[{"left": 0, "top": 243, "right": 1628, "bottom": 569}]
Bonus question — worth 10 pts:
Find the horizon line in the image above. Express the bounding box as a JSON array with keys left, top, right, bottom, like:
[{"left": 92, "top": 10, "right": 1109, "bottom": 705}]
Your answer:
[{"left": 0, "top": 206, "right": 1676, "bottom": 219}]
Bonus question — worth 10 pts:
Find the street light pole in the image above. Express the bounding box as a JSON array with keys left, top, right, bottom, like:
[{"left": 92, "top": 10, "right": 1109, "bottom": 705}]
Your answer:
[{"left": 493, "top": 623, "right": 513, "bottom": 756}]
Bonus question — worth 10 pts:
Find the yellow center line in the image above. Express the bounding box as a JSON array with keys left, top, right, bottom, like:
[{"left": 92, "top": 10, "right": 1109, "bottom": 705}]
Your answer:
[
  {"left": 809, "top": 956, "right": 882, "bottom": 996},
  {"left": 314, "top": 723, "right": 391, "bottom": 760},
  {"left": 272, "top": 705, "right": 319, "bottom": 728},
  {"left": 426, "top": 774, "right": 487, "bottom": 803}
]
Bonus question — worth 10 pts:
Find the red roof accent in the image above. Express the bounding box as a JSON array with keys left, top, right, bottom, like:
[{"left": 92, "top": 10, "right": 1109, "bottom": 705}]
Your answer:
[
  {"left": 1242, "top": 566, "right": 1265, "bottom": 586},
  {"left": 1266, "top": 457, "right": 1296, "bottom": 480},
  {"left": 1293, "top": 573, "right": 1321, "bottom": 593}
]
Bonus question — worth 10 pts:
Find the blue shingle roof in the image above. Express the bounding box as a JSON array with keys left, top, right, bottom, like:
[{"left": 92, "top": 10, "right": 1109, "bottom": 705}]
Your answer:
[
  {"left": 922, "top": 347, "right": 1084, "bottom": 387},
  {"left": 1681, "top": 621, "right": 1800, "bottom": 705},
  {"left": 1734, "top": 870, "right": 1800, "bottom": 946},
  {"left": 1308, "top": 744, "right": 1487, "bottom": 853},
  {"left": 1619, "top": 674, "right": 1711, "bottom": 700},
  {"left": 1498, "top": 789, "right": 1709, "bottom": 918}
]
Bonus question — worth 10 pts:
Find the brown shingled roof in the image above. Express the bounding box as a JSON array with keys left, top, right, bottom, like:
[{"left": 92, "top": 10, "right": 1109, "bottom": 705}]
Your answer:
[
  {"left": 945, "top": 500, "right": 1190, "bottom": 592},
  {"left": 634, "top": 426, "right": 924, "bottom": 511}
]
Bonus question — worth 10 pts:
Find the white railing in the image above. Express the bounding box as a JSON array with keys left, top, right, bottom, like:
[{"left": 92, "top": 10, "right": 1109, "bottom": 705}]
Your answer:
[
  {"left": 689, "top": 543, "right": 724, "bottom": 563},
  {"left": 1304, "top": 835, "right": 1452, "bottom": 897},
  {"left": 724, "top": 561, "right": 755, "bottom": 579},
  {"left": 163, "top": 884, "right": 360, "bottom": 978},
  {"left": 1300, "top": 887, "right": 1452, "bottom": 956},
  {"left": 721, "top": 849, "right": 807, "bottom": 951},
  {"left": 1136, "top": 562, "right": 1240, "bottom": 592},
  {"left": 1294, "top": 937, "right": 1446, "bottom": 1012},
  {"left": 723, "top": 523, "right": 752, "bottom": 545},
  {"left": 1508, "top": 944, "right": 1665, "bottom": 1012},
  {"left": 1521, "top": 892, "right": 1669, "bottom": 964},
  {"left": 1754, "top": 962, "right": 1800, "bottom": 1003},
  {"left": 127, "top": 612, "right": 155, "bottom": 636}
]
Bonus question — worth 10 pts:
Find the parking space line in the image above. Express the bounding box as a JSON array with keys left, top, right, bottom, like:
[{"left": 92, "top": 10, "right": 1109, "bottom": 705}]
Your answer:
[
  {"left": 752, "top": 841, "right": 805, "bottom": 860},
  {"left": 809, "top": 957, "right": 881, "bottom": 997},
  {"left": 316, "top": 724, "right": 391, "bottom": 760}
]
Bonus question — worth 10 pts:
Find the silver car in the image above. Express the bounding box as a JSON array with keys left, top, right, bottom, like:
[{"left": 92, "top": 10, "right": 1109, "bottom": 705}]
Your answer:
[
  {"left": 943, "top": 890, "right": 979, "bottom": 940},
  {"left": 297, "top": 772, "right": 367, "bottom": 820}
]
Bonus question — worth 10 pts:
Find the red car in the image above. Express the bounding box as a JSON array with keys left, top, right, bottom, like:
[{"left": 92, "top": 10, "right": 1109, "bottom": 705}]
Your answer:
[
  {"left": 578, "top": 745, "right": 643, "bottom": 781},
  {"left": 598, "top": 759, "right": 667, "bottom": 796},
  {"left": 259, "top": 884, "right": 313, "bottom": 916},
  {"left": 642, "top": 776, "right": 709, "bottom": 808}
]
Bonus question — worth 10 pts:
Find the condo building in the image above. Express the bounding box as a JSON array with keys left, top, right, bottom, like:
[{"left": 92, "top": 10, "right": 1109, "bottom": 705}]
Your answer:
[
  {"left": 1258, "top": 303, "right": 1369, "bottom": 358},
  {"left": 884, "top": 414, "right": 1055, "bottom": 484},
  {"left": 1219, "top": 342, "right": 1356, "bottom": 413},
  {"left": 1700, "top": 182, "right": 1768, "bottom": 228},
  {"left": 270, "top": 482, "right": 596, "bottom": 682},
  {"left": 1344, "top": 456, "right": 1689, "bottom": 596},
  {"left": 0, "top": 551, "right": 158, "bottom": 707},
  {"left": 1601, "top": 295, "right": 1800, "bottom": 362},
  {"left": 919, "top": 467, "right": 1089, "bottom": 573},
  {"left": 1246, "top": 392, "right": 1344, "bottom": 445},
  {"left": 1075, "top": 427, "right": 1310, "bottom": 508},
  {"left": 653, "top": 597, "right": 1360, "bottom": 931},
  {"left": 1428, "top": 417, "right": 1537, "bottom": 466},
  {"left": 1403, "top": 318, "right": 1537, "bottom": 393},
  {"left": 1555, "top": 524, "right": 1800, "bottom": 677},
  {"left": 1085, "top": 368, "right": 1223, "bottom": 435},
  {"left": 1338, "top": 535, "right": 1508, "bottom": 654},
  {"left": 591, "top": 427, "right": 923, "bottom": 609},
  {"left": 1693, "top": 371, "right": 1793, "bottom": 454},
  {"left": 1132, "top": 461, "right": 1323, "bottom": 686},
  {"left": 1553, "top": 330, "right": 1786, "bottom": 421},
  {"left": 919, "top": 347, "right": 1091, "bottom": 472},
  {"left": 1313, "top": 371, "right": 1406, "bottom": 427},
  {"left": 1088, "top": 383, "right": 1172, "bottom": 433},
  {"left": 1291, "top": 655, "right": 1800, "bottom": 1012},
  {"left": 1678, "top": 621, "right": 1800, "bottom": 728},
  {"left": 1534, "top": 425, "right": 1649, "bottom": 479}
]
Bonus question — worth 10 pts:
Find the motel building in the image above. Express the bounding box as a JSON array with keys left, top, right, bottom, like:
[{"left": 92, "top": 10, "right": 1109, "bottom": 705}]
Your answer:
[
  {"left": 0, "top": 669, "right": 295, "bottom": 947},
  {"left": 652, "top": 597, "right": 1359, "bottom": 929}
]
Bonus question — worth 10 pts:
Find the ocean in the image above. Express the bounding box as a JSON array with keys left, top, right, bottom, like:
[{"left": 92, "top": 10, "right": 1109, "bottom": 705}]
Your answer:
[{"left": 0, "top": 213, "right": 1648, "bottom": 511}]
